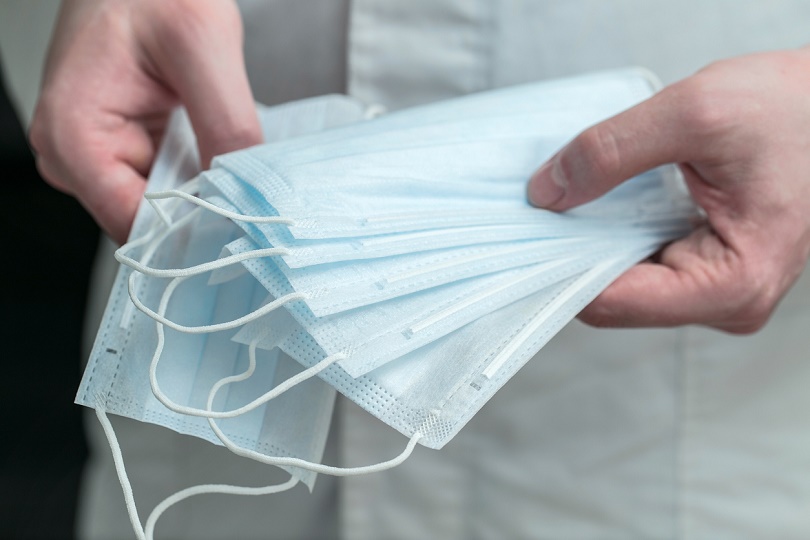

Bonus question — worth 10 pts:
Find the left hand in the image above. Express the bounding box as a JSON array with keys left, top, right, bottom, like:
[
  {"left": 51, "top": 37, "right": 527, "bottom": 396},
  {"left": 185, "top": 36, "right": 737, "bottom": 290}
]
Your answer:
[{"left": 528, "top": 49, "right": 810, "bottom": 334}]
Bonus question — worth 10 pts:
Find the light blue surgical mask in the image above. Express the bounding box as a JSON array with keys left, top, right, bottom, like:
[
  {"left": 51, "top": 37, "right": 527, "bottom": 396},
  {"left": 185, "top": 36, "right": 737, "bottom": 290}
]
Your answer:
[
  {"left": 195, "top": 174, "right": 689, "bottom": 269},
  {"left": 113, "top": 66, "right": 697, "bottom": 459},
  {"left": 78, "top": 96, "right": 382, "bottom": 539},
  {"left": 230, "top": 252, "right": 651, "bottom": 450},
  {"left": 114, "top": 64, "right": 695, "bottom": 458},
  {"left": 218, "top": 232, "right": 653, "bottom": 316},
  {"left": 210, "top": 69, "right": 664, "bottom": 240},
  {"left": 80, "top": 68, "right": 697, "bottom": 540}
]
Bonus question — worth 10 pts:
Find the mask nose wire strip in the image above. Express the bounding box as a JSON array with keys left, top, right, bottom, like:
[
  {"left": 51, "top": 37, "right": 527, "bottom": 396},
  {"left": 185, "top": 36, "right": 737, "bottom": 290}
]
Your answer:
[{"left": 95, "top": 406, "right": 300, "bottom": 540}]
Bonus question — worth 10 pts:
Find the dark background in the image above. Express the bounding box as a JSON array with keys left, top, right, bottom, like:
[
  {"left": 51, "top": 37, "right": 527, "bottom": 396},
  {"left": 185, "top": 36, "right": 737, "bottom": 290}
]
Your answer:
[{"left": 0, "top": 58, "right": 98, "bottom": 539}]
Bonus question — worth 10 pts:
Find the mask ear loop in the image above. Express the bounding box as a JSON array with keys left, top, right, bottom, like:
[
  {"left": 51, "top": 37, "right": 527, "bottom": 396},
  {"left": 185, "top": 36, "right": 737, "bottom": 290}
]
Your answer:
[
  {"left": 92, "top": 179, "right": 314, "bottom": 540},
  {"left": 204, "top": 337, "right": 423, "bottom": 475},
  {"left": 142, "top": 475, "right": 298, "bottom": 540},
  {"left": 116, "top": 182, "right": 292, "bottom": 280},
  {"left": 118, "top": 179, "right": 346, "bottom": 419},
  {"left": 114, "top": 189, "right": 195, "bottom": 267},
  {"left": 137, "top": 233, "right": 422, "bottom": 458},
  {"left": 103, "top": 171, "right": 421, "bottom": 540},
  {"left": 118, "top": 180, "right": 305, "bottom": 334},
  {"left": 95, "top": 332, "right": 421, "bottom": 540},
  {"left": 147, "top": 282, "right": 344, "bottom": 418},
  {"left": 124, "top": 214, "right": 341, "bottom": 418},
  {"left": 145, "top": 177, "right": 203, "bottom": 226},
  {"left": 119, "top": 198, "right": 303, "bottom": 334},
  {"left": 145, "top": 179, "right": 296, "bottom": 226},
  {"left": 94, "top": 405, "right": 301, "bottom": 540}
]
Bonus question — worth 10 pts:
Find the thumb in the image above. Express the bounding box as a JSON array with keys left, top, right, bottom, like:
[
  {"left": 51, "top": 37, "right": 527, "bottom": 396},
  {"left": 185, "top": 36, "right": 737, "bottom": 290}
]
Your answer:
[{"left": 527, "top": 90, "right": 683, "bottom": 211}]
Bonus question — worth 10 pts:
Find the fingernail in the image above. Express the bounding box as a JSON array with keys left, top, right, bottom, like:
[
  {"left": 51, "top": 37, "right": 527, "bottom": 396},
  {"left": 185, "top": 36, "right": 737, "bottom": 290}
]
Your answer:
[{"left": 528, "top": 157, "right": 566, "bottom": 208}]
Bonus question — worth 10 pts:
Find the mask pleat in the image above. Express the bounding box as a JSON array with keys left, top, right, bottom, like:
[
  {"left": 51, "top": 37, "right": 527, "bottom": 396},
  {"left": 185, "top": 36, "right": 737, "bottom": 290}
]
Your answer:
[{"left": 78, "top": 69, "right": 698, "bottom": 538}]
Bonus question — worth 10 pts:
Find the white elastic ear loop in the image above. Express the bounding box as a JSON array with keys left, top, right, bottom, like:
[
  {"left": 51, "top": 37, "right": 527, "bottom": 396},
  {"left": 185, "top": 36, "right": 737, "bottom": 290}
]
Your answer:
[
  {"left": 143, "top": 476, "right": 298, "bottom": 540},
  {"left": 145, "top": 183, "right": 296, "bottom": 226},
  {"left": 131, "top": 274, "right": 307, "bottom": 334},
  {"left": 124, "top": 211, "right": 337, "bottom": 418},
  {"left": 95, "top": 405, "right": 146, "bottom": 540},
  {"left": 115, "top": 194, "right": 198, "bottom": 267},
  {"left": 146, "top": 280, "right": 421, "bottom": 471},
  {"left": 149, "top": 309, "right": 345, "bottom": 418},
  {"left": 116, "top": 198, "right": 292, "bottom": 279},
  {"left": 120, "top": 202, "right": 304, "bottom": 333},
  {"left": 205, "top": 357, "right": 423, "bottom": 475},
  {"left": 145, "top": 177, "right": 203, "bottom": 226},
  {"left": 95, "top": 406, "right": 300, "bottom": 540},
  {"left": 119, "top": 245, "right": 291, "bottom": 279}
]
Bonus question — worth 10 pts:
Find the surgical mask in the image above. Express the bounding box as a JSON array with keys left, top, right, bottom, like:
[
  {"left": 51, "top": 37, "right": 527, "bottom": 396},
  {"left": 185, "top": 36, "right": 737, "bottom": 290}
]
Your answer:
[
  {"left": 78, "top": 95, "right": 381, "bottom": 539},
  {"left": 218, "top": 232, "right": 661, "bottom": 316},
  {"left": 211, "top": 69, "right": 662, "bottom": 241},
  {"left": 231, "top": 251, "right": 648, "bottom": 450},
  {"left": 122, "top": 67, "right": 693, "bottom": 450},
  {"left": 195, "top": 173, "right": 689, "bottom": 269},
  {"left": 79, "top": 68, "right": 697, "bottom": 540}
]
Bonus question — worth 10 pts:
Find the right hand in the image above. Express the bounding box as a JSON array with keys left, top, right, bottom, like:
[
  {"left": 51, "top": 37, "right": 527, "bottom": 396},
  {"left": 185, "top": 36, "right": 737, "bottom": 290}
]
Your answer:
[
  {"left": 528, "top": 49, "right": 810, "bottom": 333},
  {"left": 30, "top": 0, "right": 262, "bottom": 244}
]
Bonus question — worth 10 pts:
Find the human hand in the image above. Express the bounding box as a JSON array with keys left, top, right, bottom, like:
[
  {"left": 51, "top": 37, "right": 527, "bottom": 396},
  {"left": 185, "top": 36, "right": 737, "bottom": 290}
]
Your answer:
[
  {"left": 528, "top": 50, "right": 810, "bottom": 333},
  {"left": 30, "top": 0, "right": 261, "bottom": 244}
]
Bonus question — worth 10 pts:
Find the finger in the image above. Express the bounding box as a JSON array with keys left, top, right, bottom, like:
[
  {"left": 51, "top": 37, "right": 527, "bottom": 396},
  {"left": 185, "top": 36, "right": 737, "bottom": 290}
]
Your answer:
[
  {"left": 76, "top": 163, "right": 146, "bottom": 245},
  {"left": 85, "top": 121, "right": 157, "bottom": 243},
  {"left": 577, "top": 228, "right": 766, "bottom": 334},
  {"left": 113, "top": 117, "right": 161, "bottom": 177},
  {"left": 35, "top": 156, "right": 73, "bottom": 195},
  {"left": 38, "top": 150, "right": 143, "bottom": 242},
  {"left": 143, "top": 3, "right": 262, "bottom": 167},
  {"left": 528, "top": 87, "right": 691, "bottom": 211}
]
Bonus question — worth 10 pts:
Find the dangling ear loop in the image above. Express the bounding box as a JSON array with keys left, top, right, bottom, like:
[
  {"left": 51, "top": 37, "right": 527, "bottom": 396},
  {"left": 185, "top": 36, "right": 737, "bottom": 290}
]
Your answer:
[
  {"left": 121, "top": 201, "right": 340, "bottom": 418},
  {"left": 147, "top": 283, "right": 344, "bottom": 418},
  {"left": 103, "top": 173, "right": 422, "bottom": 540},
  {"left": 204, "top": 339, "right": 423, "bottom": 475},
  {"left": 145, "top": 267, "right": 422, "bottom": 473},
  {"left": 94, "top": 404, "right": 301, "bottom": 540}
]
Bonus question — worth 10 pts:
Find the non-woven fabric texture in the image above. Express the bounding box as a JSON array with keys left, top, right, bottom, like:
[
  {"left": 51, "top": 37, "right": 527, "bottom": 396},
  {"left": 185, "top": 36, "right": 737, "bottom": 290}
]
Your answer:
[
  {"left": 77, "top": 95, "right": 371, "bottom": 489},
  {"left": 102, "top": 68, "right": 696, "bottom": 456}
]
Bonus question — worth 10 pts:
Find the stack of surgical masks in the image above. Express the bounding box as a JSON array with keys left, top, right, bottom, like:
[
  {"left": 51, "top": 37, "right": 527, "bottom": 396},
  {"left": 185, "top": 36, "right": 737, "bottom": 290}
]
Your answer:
[{"left": 77, "top": 68, "right": 697, "bottom": 539}]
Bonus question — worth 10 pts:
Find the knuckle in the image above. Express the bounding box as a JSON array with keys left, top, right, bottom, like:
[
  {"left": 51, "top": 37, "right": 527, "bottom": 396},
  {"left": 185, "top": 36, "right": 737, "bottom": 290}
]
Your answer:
[
  {"left": 206, "top": 122, "right": 262, "bottom": 157},
  {"left": 570, "top": 124, "right": 623, "bottom": 181},
  {"left": 719, "top": 266, "right": 780, "bottom": 334},
  {"left": 578, "top": 311, "right": 614, "bottom": 329},
  {"left": 28, "top": 105, "right": 52, "bottom": 157},
  {"left": 156, "top": 0, "right": 242, "bottom": 48},
  {"left": 673, "top": 77, "right": 733, "bottom": 135},
  {"left": 35, "top": 155, "right": 68, "bottom": 194},
  {"left": 577, "top": 300, "right": 622, "bottom": 329},
  {"left": 226, "top": 123, "right": 262, "bottom": 149}
]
